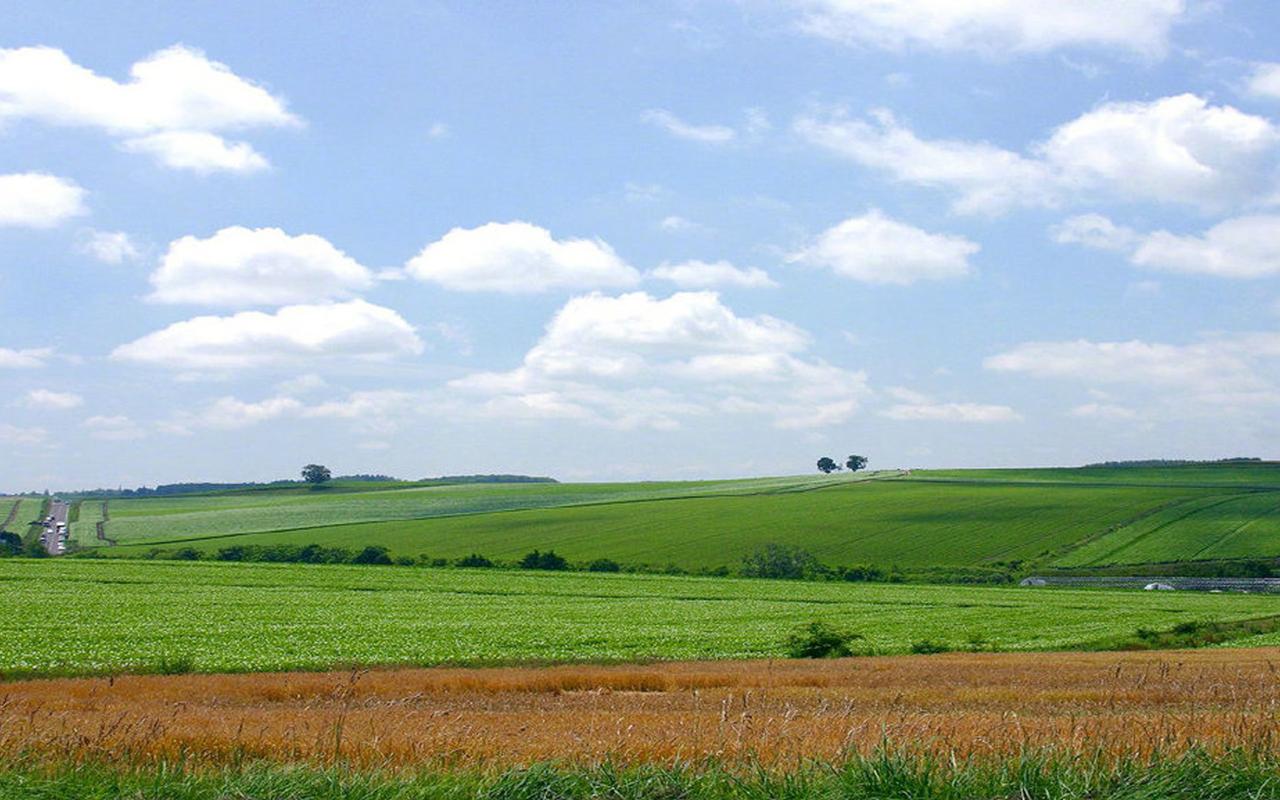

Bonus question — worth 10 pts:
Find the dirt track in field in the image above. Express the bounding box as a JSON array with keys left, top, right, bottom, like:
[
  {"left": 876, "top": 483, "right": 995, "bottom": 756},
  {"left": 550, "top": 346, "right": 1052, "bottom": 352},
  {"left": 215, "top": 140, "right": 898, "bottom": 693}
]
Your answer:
[{"left": 2, "top": 649, "right": 1279, "bottom": 768}]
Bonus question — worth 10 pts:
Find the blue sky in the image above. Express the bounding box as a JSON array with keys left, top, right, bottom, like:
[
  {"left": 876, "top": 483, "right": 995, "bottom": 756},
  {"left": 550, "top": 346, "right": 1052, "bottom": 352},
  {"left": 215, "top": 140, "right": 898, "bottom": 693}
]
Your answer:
[{"left": 2, "top": 1, "right": 1280, "bottom": 491}]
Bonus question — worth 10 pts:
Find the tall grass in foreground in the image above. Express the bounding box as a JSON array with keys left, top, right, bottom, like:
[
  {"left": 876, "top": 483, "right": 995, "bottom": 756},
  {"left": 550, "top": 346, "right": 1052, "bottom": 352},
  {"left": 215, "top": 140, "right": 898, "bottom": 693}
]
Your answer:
[{"left": 3, "top": 750, "right": 1280, "bottom": 799}]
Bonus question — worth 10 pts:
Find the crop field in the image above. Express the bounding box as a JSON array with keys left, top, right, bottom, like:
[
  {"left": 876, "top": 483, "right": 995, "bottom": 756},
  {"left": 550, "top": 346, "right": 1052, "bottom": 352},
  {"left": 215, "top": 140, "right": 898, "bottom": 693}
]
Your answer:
[
  {"left": 69, "top": 498, "right": 107, "bottom": 546},
  {"left": 95, "top": 473, "right": 855, "bottom": 546},
  {"left": 0, "top": 496, "right": 40, "bottom": 534},
  {"left": 3, "top": 649, "right": 1278, "bottom": 770},
  {"left": 1056, "top": 492, "right": 1280, "bottom": 567},
  {"left": 1, "top": 559, "right": 1278, "bottom": 677}
]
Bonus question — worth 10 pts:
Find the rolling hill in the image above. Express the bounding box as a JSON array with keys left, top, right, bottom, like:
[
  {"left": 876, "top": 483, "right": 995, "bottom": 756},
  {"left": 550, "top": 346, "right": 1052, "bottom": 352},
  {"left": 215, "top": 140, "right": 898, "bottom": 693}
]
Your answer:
[{"left": 89, "top": 463, "right": 1280, "bottom": 574}]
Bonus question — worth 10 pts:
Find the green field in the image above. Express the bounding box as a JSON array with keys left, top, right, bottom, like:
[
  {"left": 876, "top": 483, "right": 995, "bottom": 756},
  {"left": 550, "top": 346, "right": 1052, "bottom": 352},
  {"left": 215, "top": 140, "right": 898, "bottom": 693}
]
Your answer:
[
  {"left": 86, "top": 464, "right": 1280, "bottom": 572},
  {"left": 0, "top": 497, "right": 41, "bottom": 535},
  {"left": 1, "top": 559, "right": 1277, "bottom": 676},
  {"left": 98, "top": 474, "right": 857, "bottom": 545},
  {"left": 69, "top": 499, "right": 106, "bottom": 546}
]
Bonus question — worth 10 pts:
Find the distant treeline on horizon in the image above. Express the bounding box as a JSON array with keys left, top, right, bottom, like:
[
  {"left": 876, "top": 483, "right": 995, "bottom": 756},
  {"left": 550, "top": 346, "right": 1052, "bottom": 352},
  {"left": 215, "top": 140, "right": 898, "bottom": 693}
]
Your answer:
[
  {"left": 20, "top": 474, "right": 558, "bottom": 499},
  {"left": 1081, "top": 458, "right": 1265, "bottom": 468}
]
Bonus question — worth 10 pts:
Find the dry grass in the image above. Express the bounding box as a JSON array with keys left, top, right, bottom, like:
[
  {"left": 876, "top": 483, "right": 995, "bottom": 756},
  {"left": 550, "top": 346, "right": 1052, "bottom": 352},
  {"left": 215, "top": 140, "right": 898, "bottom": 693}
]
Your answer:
[{"left": 2, "top": 649, "right": 1279, "bottom": 769}]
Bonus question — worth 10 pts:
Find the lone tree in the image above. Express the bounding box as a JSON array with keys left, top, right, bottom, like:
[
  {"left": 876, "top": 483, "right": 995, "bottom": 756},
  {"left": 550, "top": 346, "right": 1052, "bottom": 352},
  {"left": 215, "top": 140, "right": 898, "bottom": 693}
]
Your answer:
[
  {"left": 816, "top": 457, "right": 840, "bottom": 474},
  {"left": 846, "top": 454, "right": 868, "bottom": 472},
  {"left": 301, "top": 464, "right": 332, "bottom": 485}
]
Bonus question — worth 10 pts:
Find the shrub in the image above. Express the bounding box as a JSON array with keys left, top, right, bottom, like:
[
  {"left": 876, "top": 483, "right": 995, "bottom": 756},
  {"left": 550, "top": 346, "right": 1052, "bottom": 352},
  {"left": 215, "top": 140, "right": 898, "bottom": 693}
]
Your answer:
[
  {"left": 741, "top": 543, "right": 824, "bottom": 580},
  {"left": 216, "top": 545, "right": 248, "bottom": 561},
  {"left": 586, "top": 558, "right": 621, "bottom": 573},
  {"left": 170, "top": 547, "right": 202, "bottom": 561},
  {"left": 456, "top": 553, "right": 494, "bottom": 568},
  {"left": 351, "top": 546, "right": 393, "bottom": 565},
  {"left": 0, "top": 531, "right": 20, "bottom": 556},
  {"left": 520, "top": 550, "right": 569, "bottom": 571},
  {"left": 785, "top": 621, "right": 863, "bottom": 659},
  {"left": 394, "top": 555, "right": 416, "bottom": 566},
  {"left": 910, "top": 639, "right": 950, "bottom": 655}
]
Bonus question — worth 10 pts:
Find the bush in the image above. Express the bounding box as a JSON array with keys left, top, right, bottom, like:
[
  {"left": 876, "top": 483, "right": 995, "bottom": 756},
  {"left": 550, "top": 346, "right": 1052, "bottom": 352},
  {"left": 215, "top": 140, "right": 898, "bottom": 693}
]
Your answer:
[
  {"left": 910, "top": 639, "right": 950, "bottom": 655},
  {"left": 169, "top": 547, "right": 202, "bottom": 561},
  {"left": 741, "top": 543, "right": 824, "bottom": 580},
  {"left": 351, "top": 546, "right": 393, "bottom": 565},
  {"left": 785, "top": 621, "right": 863, "bottom": 658},
  {"left": 0, "top": 531, "right": 21, "bottom": 556},
  {"left": 456, "top": 553, "right": 494, "bottom": 568},
  {"left": 216, "top": 545, "right": 248, "bottom": 561},
  {"left": 520, "top": 550, "right": 568, "bottom": 570},
  {"left": 586, "top": 558, "right": 620, "bottom": 573},
  {"left": 394, "top": 555, "right": 416, "bottom": 566}
]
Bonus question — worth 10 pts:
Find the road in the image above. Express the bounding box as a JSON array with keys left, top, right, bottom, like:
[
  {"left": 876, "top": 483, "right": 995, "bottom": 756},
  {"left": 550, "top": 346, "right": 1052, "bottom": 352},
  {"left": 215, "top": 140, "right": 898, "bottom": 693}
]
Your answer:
[{"left": 41, "top": 499, "right": 69, "bottom": 556}]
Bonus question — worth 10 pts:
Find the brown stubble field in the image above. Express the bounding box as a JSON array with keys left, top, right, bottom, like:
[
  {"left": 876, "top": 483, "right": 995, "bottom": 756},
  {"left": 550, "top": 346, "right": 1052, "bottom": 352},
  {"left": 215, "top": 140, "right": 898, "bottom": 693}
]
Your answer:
[{"left": 2, "top": 649, "right": 1279, "bottom": 770}]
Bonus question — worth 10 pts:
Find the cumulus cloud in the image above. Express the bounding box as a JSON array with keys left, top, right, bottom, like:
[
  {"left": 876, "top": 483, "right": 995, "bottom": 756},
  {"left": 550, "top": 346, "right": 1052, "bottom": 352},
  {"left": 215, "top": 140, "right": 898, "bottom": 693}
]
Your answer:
[
  {"left": 0, "top": 45, "right": 299, "bottom": 172},
  {"left": 796, "top": 95, "right": 1279, "bottom": 215},
  {"left": 788, "top": 210, "right": 978, "bottom": 284},
  {"left": 649, "top": 259, "right": 777, "bottom": 289},
  {"left": 1068, "top": 402, "right": 1140, "bottom": 420},
  {"left": 0, "top": 173, "right": 86, "bottom": 227},
  {"left": 19, "top": 389, "right": 83, "bottom": 410},
  {"left": 641, "top": 109, "right": 736, "bottom": 144},
  {"left": 82, "top": 414, "right": 145, "bottom": 441},
  {"left": 405, "top": 221, "right": 640, "bottom": 292},
  {"left": 111, "top": 300, "right": 423, "bottom": 370},
  {"left": 0, "top": 347, "right": 53, "bottom": 368},
  {"left": 120, "top": 130, "right": 269, "bottom": 173},
  {"left": 0, "top": 424, "right": 46, "bottom": 445},
  {"left": 77, "top": 229, "right": 139, "bottom": 263},
  {"left": 882, "top": 402, "right": 1021, "bottom": 422},
  {"left": 149, "top": 226, "right": 374, "bottom": 306},
  {"left": 452, "top": 291, "right": 868, "bottom": 429},
  {"left": 791, "top": 0, "right": 1186, "bottom": 58},
  {"left": 1245, "top": 62, "right": 1280, "bottom": 101},
  {"left": 986, "top": 332, "right": 1280, "bottom": 420},
  {"left": 984, "top": 334, "right": 1280, "bottom": 402},
  {"left": 1056, "top": 213, "right": 1280, "bottom": 279}
]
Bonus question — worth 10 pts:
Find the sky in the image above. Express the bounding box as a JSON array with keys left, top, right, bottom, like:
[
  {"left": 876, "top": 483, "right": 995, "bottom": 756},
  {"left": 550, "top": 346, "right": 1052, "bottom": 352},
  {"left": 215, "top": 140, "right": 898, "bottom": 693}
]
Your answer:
[{"left": 2, "top": 1, "right": 1280, "bottom": 491}]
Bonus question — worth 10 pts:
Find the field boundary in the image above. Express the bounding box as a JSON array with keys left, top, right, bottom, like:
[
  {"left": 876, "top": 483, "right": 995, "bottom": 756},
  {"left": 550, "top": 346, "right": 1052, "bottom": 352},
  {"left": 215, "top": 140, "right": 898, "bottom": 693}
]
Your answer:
[{"left": 0, "top": 500, "right": 19, "bottom": 533}]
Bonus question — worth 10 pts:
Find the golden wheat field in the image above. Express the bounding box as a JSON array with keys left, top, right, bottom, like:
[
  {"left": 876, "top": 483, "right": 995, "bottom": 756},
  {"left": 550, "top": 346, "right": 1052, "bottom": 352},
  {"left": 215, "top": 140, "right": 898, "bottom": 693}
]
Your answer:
[{"left": 2, "top": 648, "right": 1279, "bottom": 769}]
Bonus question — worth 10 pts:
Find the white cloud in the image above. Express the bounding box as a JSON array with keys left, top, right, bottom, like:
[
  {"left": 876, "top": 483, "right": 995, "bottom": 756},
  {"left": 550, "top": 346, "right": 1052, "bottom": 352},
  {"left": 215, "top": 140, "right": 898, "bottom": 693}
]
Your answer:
[
  {"left": 0, "top": 173, "right": 86, "bottom": 227},
  {"left": 0, "top": 424, "right": 46, "bottom": 445},
  {"left": 19, "top": 389, "right": 83, "bottom": 410},
  {"left": 659, "top": 215, "right": 701, "bottom": 232},
  {"left": 82, "top": 415, "right": 145, "bottom": 441},
  {"left": 795, "top": 109, "right": 1055, "bottom": 215},
  {"left": 641, "top": 109, "right": 736, "bottom": 144},
  {"left": 149, "top": 226, "right": 374, "bottom": 306},
  {"left": 1069, "top": 402, "right": 1139, "bottom": 420},
  {"left": 1056, "top": 213, "right": 1280, "bottom": 279},
  {"left": 120, "top": 130, "right": 268, "bottom": 173},
  {"left": 0, "top": 347, "right": 53, "bottom": 368},
  {"left": 405, "top": 221, "right": 640, "bottom": 293},
  {"left": 788, "top": 210, "right": 978, "bottom": 284},
  {"left": 452, "top": 291, "right": 867, "bottom": 429},
  {"left": 649, "top": 259, "right": 777, "bottom": 289},
  {"left": 792, "top": 0, "right": 1186, "bottom": 58},
  {"left": 1050, "top": 213, "right": 1137, "bottom": 252},
  {"left": 796, "top": 95, "right": 1279, "bottom": 215},
  {"left": 111, "top": 300, "right": 423, "bottom": 370},
  {"left": 0, "top": 45, "right": 299, "bottom": 172},
  {"left": 181, "top": 395, "right": 303, "bottom": 430},
  {"left": 987, "top": 333, "right": 1280, "bottom": 421},
  {"left": 1245, "top": 62, "right": 1280, "bottom": 101},
  {"left": 882, "top": 402, "right": 1021, "bottom": 422},
  {"left": 985, "top": 336, "right": 1274, "bottom": 392},
  {"left": 78, "top": 229, "right": 139, "bottom": 263}
]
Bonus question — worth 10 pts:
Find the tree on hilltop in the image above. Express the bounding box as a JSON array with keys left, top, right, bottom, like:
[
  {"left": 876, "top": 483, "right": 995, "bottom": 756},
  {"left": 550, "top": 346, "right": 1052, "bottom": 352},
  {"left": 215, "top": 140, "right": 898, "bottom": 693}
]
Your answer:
[
  {"left": 846, "top": 455, "right": 868, "bottom": 472},
  {"left": 301, "top": 464, "right": 332, "bottom": 485},
  {"left": 816, "top": 457, "right": 840, "bottom": 474}
]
